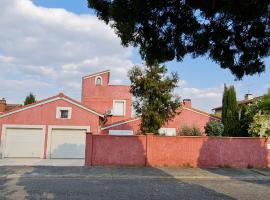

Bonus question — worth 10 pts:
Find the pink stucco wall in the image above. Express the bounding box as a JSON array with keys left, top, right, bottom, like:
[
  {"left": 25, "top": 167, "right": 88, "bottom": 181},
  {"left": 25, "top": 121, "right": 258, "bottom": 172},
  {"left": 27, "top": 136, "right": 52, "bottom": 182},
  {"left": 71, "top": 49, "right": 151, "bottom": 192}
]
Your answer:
[
  {"left": 85, "top": 135, "right": 270, "bottom": 168},
  {"left": 146, "top": 136, "right": 270, "bottom": 168},
  {"left": 82, "top": 71, "right": 132, "bottom": 124},
  {"left": 86, "top": 134, "right": 147, "bottom": 166}
]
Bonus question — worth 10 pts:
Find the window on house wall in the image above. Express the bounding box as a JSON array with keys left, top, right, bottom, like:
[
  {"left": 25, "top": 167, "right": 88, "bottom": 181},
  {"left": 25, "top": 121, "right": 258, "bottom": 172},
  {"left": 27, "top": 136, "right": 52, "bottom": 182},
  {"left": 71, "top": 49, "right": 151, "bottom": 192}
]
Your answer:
[
  {"left": 56, "top": 107, "right": 72, "bottom": 119},
  {"left": 95, "top": 76, "right": 102, "bottom": 85},
  {"left": 113, "top": 100, "right": 125, "bottom": 116},
  {"left": 158, "top": 128, "right": 176, "bottom": 136}
]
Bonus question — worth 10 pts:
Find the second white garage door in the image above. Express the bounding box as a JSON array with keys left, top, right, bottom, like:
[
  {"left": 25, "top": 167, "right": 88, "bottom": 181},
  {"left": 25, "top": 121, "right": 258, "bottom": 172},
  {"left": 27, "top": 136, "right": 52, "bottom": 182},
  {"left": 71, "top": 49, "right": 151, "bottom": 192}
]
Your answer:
[{"left": 49, "top": 128, "right": 87, "bottom": 159}]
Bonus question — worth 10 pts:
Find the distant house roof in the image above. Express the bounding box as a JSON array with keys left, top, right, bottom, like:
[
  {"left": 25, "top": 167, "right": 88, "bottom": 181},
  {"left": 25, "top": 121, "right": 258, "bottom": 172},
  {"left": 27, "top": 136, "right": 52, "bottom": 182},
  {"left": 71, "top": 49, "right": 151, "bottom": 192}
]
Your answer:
[
  {"left": 101, "top": 106, "right": 220, "bottom": 130},
  {"left": 212, "top": 96, "right": 263, "bottom": 111},
  {"left": 5, "top": 104, "right": 22, "bottom": 112}
]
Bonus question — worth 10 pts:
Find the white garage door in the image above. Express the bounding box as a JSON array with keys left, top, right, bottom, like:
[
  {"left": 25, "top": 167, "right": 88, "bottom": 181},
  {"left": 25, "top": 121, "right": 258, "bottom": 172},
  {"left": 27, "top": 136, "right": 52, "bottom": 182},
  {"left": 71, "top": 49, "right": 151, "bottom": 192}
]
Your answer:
[
  {"left": 4, "top": 128, "right": 44, "bottom": 158},
  {"left": 49, "top": 129, "right": 86, "bottom": 159}
]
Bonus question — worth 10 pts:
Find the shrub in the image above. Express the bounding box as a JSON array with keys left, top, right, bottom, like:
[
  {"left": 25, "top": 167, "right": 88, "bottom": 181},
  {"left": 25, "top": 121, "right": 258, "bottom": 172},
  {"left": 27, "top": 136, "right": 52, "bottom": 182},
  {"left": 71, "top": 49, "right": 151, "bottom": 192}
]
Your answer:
[
  {"left": 204, "top": 121, "right": 224, "bottom": 136},
  {"left": 178, "top": 125, "right": 202, "bottom": 136},
  {"left": 248, "top": 111, "right": 270, "bottom": 137}
]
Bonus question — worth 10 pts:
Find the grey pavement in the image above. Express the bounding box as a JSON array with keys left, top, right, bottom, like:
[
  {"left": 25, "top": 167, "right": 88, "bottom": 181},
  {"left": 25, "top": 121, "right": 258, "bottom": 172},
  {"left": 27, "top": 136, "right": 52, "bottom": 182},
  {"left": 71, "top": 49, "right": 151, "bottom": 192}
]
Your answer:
[
  {"left": 0, "top": 158, "right": 85, "bottom": 166},
  {"left": 0, "top": 166, "right": 269, "bottom": 200}
]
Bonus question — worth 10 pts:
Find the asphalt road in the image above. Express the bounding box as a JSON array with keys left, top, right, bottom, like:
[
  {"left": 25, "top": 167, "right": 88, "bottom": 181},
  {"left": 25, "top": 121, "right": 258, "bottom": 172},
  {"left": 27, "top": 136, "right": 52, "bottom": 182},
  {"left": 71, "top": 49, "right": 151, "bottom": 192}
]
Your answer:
[
  {"left": 0, "top": 176, "right": 270, "bottom": 200},
  {"left": 0, "top": 167, "right": 270, "bottom": 200}
]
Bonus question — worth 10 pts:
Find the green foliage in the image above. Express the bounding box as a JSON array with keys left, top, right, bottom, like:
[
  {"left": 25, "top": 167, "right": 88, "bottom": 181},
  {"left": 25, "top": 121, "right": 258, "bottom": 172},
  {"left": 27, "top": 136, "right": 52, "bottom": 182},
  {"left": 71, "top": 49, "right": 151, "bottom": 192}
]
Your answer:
[
  {"left": 178, "top": 125, "right": 202, "bottom": 136},
  {"left": 204, "top": 121, "right": 224, "bottom": 136},
  {"left": 221, "top": 85, "right": 240, "bottom": 136},
  {"left": 247, "top": 90, "right": 270, "bottom": 137},
  {"left": 249, "top": 111, "right": 270, "bottom": 137},
  {"left": 24, "top": 93, "right": 37, "bottom": 105},
  {"left": 257, "top": 90, "right": 270, "bottom": 114},
  {"left": 239, "top": 105, "right": 253, "bottom": 137},
  {"left": 128, "top": 63, "right": 181, "bottom": 134},
  {"left": 88, "top": 0, "right": 270, "bottom": 79}
]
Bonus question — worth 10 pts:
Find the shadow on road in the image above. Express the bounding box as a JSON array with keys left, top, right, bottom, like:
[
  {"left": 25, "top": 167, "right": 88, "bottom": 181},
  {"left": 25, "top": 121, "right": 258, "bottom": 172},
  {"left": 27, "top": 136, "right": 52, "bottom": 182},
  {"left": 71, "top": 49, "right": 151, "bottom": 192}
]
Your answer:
[{"left": 0, "top": 166, "right": 236, "bottom": 200}]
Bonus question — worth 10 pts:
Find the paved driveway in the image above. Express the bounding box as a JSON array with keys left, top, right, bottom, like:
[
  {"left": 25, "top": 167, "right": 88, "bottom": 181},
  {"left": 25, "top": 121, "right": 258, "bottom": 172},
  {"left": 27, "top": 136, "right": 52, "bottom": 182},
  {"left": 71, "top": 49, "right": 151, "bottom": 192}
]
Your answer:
[
  {"left": 0, "top": 167, "right": 269, "bottom": 200},
  {"left": 0, "top": 158, "right": 84, "bottom": 166}
]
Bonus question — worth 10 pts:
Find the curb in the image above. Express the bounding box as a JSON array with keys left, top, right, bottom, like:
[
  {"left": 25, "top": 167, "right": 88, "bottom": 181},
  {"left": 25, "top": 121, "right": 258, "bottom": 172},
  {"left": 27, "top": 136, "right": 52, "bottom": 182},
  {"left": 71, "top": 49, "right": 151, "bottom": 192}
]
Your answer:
[{"left": 1, "top": 174, "right": 270, "bottom": 180}]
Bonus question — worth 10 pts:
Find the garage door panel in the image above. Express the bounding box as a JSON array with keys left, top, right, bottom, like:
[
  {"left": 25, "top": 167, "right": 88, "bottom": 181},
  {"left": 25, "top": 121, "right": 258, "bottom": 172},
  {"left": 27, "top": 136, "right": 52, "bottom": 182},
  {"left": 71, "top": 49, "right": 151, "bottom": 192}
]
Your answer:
[
  {"left": 50, "top": 129, "right": 86, "bottom": 159},
  {"left": 5, "top": 128, "right": 44, "bottom": 158}
]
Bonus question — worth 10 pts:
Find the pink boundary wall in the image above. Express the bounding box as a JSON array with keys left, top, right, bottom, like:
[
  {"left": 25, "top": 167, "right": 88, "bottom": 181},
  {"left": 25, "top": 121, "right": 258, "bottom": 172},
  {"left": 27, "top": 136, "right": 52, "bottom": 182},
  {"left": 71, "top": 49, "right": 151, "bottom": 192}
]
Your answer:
[{"left": 85, "top": 134, "right": 270, "bottom": 168}]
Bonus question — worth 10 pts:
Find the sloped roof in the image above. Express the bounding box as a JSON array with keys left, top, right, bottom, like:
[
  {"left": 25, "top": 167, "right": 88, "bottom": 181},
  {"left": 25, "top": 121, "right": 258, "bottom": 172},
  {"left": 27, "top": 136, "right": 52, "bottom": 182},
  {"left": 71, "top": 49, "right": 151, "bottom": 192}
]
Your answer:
[
  {"left": 101, "top": 106, "right": 220, "bottom": 130},
  {"left": 0, "top": 93, "right": 104, "bottom": 118},
  {"left": 212, "top": 96, "right": 263, "bottom": 111}
]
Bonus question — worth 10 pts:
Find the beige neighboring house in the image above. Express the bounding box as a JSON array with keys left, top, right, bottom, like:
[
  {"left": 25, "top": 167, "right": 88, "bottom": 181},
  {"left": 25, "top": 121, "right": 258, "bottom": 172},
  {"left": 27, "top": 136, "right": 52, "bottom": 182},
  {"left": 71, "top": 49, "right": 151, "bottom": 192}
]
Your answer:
[{"left": 212, "top": 94, "right": 263, "bottom": 117}]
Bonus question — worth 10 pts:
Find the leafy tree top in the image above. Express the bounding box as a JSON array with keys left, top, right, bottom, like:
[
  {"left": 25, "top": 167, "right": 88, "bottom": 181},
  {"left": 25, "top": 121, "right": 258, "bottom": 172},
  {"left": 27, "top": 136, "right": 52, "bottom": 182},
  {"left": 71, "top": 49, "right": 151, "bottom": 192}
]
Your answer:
[
  {"left": 24, "top": 93, "right": 37, "bottom": 105},
  {"left": 128, "top": 63, "right": 181, "bottom": 134},
  {"left": 88, "top": 0, "right": 269, "bottom": 79}
]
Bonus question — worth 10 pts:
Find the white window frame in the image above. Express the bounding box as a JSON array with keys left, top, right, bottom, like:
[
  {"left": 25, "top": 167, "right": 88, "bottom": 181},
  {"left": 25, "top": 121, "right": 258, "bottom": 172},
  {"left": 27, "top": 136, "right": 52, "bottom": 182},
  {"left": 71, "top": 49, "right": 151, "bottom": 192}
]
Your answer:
[
  {"left": 56, "top": 107, "right": 72, "bottom": 119},
  {"left": 95, "top": 76, "right": 103, "bottom": 85},
  {"left": 158, "top": 128, "right": 176, "bottom": 136},
  {"left": 113, "top": 100, "right": 126, "bottom": 116},
  {"left": 109, "top": 130, "right": 134, "bottom": 136}
]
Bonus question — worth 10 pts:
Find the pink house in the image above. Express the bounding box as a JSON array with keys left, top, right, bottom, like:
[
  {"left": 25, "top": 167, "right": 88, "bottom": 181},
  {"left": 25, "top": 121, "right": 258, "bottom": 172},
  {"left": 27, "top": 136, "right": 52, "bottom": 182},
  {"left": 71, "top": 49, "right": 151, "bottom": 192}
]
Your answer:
[{"left": 0, "top": 70, "right": 219, "bottom": 159}]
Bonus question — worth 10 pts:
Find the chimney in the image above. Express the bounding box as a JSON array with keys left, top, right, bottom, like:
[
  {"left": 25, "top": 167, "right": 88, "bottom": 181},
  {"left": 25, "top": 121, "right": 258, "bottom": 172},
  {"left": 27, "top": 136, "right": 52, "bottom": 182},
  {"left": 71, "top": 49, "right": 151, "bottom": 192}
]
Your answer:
[
  {"left": 183, "top": 99, "right": 192, "bottom": 108},
  {"left": 244, "top": 94, "right": 253, "bottom": 100},
  {"left": 0, "top": 98, "right": 7, "bottom": 113}
]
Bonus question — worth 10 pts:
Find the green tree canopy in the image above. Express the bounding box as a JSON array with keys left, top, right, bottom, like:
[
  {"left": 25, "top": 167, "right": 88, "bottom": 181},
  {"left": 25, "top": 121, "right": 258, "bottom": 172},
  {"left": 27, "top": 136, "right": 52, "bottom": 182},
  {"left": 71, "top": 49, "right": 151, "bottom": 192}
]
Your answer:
[
  {"left": 222, "top": 85, "right": 240, "bottom": 136},
  {"left": 24, "top": 93, "right": 37, "bottom": 105},
  {"left": 128, "top": 63, "right": 181, "bottom": 134},
  {"left": 205, "top": 121, "right": 224, "bottom": 136},
  {"left": 88, "top": 0, "right": 270, "bottom": 79},
  {"left": 257, "top": 90, "right": 270, "bottom": 114}
]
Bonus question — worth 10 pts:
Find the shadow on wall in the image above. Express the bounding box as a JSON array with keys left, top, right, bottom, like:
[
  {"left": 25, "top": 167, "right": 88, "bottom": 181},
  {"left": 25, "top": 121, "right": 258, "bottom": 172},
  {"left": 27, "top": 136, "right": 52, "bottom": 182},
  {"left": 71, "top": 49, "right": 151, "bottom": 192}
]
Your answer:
[
  {"left": 197, "top": 137, "right": 269, "bottom": 168},
  {"left": 50, "top": 143, "right": 85, "bottom": 159},
  {"left": 197, "top": 137, "right": 270, "bottom": 187}
]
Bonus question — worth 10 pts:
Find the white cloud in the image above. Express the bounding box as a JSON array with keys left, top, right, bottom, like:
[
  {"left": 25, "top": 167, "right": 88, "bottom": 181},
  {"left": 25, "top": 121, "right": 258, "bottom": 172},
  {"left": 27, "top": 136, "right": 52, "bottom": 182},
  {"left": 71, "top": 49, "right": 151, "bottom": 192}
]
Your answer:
[
  {"left": 175, "top": 82, "right": 223, "bottom": 112},
  {"left": 0, "top": 0, "right": 134, "bottom": 103}
]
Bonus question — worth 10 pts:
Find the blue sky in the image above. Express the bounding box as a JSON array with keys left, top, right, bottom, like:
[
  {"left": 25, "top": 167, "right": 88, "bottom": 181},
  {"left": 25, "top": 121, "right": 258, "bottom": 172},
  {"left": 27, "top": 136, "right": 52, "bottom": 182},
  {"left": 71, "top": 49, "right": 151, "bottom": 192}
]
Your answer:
[{"left": 0, "top": 0, "right": 269, "bottom": 112}]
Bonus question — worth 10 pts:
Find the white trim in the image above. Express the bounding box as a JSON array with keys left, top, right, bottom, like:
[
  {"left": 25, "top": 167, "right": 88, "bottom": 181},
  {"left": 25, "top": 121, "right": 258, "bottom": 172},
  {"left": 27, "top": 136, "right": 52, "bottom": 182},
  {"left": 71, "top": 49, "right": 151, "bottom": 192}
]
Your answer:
[
  {"left": 0, "top": 124, "right": 46, "bottom": 159},
  {"left": 0, "top": 97, "right": 61, "bottom": 118},
  {"left": 113, "top": 100, "right": 126, "bottom": 116},
  {"left": 61, "top": 97, "right": 104, "bottom": 117},
  {"left": 101, "top": 118, "right": 141, "bottom": 130},
  {"left": 46, "top": 125, "right": 90, "bottom": 159},
  {"left": 56, "top": 107, "right": 72, "bottom": 119},
  {"left": 0, "top": 96, "right": 104, "bottom": 118},
  {"left": 83, "top": 70, "right": 110, "bottom": 80},
  {"left": 183, "top": 107, "right": 220, "bottom": 119},
  {"left": 95, "top": 76, "right": 103, "bottom": 85},
  {"left": 109, "top": 130, "right": 134, "bottom": 136}
]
